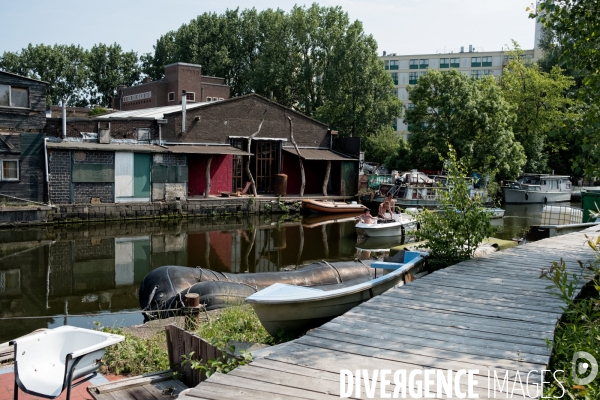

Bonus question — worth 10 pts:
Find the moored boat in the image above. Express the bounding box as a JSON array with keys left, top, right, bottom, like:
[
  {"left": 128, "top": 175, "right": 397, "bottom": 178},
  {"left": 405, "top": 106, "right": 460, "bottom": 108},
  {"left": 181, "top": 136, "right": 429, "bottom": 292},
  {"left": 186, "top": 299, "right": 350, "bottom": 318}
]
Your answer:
[
  {"left": 502, "top": 174, "right": 571, "bottom": 204},
  {"left": 355, "top": 212, "right": 418, "bottom": 237},
  {"left": 302, "top": 199, "right": 367, "bottom": 214},
  {"left": 246, "top": 251, "right": 427, "bottom": 336}
]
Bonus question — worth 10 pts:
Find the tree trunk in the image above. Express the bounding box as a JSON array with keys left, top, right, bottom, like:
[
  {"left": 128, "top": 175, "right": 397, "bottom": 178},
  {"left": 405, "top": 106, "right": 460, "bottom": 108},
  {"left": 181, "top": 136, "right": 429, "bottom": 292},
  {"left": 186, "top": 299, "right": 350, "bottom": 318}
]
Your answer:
[
  {"left": 245, "top": 97, "right": 272, "bottom": 197},
  {"left": 205, "top": 154, "right": 213, "bottom": 198},
  {"left": 287, "top": 116, "right": 305, "bottom": 197},
  {"left": 322, "top": 160, "right": 331, "bottom": 196}
]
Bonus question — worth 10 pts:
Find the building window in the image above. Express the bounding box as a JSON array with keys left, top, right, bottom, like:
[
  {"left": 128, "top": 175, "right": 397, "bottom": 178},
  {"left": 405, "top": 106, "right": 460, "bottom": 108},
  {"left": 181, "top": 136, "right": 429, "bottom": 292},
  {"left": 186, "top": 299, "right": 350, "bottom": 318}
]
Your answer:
[
  {"left": 482, "top": 56, "right": 492, "bottom": 67},
  {"left": 409, "top": 72, "right": 418, "bottom": 84},
  {"left": 137, "top": 128, "right": 151, "bottom": 141},
  {"left": 0, "top": 85, "right": 29, "bottom": 108},
  {"left": 389, "top": 60, "right": 399, "bottom": 70},
  {"left": 409, "top": 59, "right": 418, "bottom": 69},
  {"left": 440, "top": 58, "right": 449, "bottom": 68},
  {"left": 406, "top": 103, "right": 415, "bottom": 111},
  {"left": 186, "top": 92, "right": 195, "bottom": 102},
  {"left": 1, "top": 160, "right": 19, "bottom": 181},
  {"left": 419, "top": 59, "right": 429, "bottom": 69},
  {"left": 482, "top": 69, "right": 494, "bottom": 76},
  {"left": 471, "top": 70, "right": 482, "bottom": 79},
  {"left": 168, "top": 92, "right": 175, "bottom": 102},
  {"left": 450, "top": 58, "right": 460, "bottom": 68},
  {"left": 393, "top": 88, "right": 398, "bottom": 97},
  {"left": 218, "top": 98, "right": 224, "bottom": 101},
  {"left": 391, "top": 72, "right": 398, "bottom": 85},
  {"left": 385, "top": 60, "right": 389, "bottom": 70},
  {"left": 471, "top": 57, "right": 481, "bottom": 67},
  {"left": 206, "top": 97, "right": 212, "bottom": 102}
]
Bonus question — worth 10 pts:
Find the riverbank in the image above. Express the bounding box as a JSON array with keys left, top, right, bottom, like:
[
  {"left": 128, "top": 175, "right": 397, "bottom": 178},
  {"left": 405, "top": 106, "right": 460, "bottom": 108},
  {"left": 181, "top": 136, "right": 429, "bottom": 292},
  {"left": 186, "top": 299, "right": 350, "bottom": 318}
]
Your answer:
[{"left": 0, "top": 195, "right": 354, "bottom": 228}]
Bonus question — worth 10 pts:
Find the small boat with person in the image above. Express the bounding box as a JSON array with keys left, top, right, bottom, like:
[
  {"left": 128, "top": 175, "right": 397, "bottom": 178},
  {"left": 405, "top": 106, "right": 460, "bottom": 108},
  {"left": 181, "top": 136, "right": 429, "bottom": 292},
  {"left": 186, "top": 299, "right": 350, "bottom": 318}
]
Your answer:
[
  {"left": 246, "top": 251, "right": 427, "bottom": 336},
  {"left": 355, "top": 212, "right": 418, "bottom": 237}
]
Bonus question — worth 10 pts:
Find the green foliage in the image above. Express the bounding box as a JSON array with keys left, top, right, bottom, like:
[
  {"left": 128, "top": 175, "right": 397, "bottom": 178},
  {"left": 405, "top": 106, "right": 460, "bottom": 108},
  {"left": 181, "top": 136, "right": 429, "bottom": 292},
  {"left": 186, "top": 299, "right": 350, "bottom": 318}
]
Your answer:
[
  {"left": 539, "top": 235, "right": 600, "bottom": 398},
  {"left": 416, "top": 148, "right": 494, "bottom": 269},
  {"left": 142, "top": 5, "right": 400, "bottom": 138},
  {"left": 97, "top": 326, "right": 170, "bottom": 376},
  {"left": 88, "top": 107, "right": 110, "bottom": 116},
  {"left": 405, "top": 69, "right": 525, "bottom": 180},
  {"left": 196, "top": 304, "right": 275, "bottom": 345},
  {"left": 182, "top": 348, "right": 252, "bottom": 379},
  {"left": 363, "top": 126, "right": 402, "bottom": 164},
  {"left": 500, "top": 41, "right": 576, "bottom": 174},
  {"left": 533, "top": 0, "right": 600, "bottom": 177},
  {"left": 0, "top": 43, "right": 140, "bottom": 107}
]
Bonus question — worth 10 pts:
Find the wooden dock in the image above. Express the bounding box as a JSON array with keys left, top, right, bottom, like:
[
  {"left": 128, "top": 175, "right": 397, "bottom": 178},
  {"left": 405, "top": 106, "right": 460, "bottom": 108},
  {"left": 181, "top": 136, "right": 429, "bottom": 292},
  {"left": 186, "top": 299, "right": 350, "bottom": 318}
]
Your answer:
[{"left": 180, "top": 226, "right": 600, "bottom": 399}]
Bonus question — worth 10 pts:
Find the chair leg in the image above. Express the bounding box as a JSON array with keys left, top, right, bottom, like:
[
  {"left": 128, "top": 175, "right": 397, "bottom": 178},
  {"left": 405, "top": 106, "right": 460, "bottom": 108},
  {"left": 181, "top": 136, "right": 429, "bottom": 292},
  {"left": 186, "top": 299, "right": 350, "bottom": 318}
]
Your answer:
[{"left": 13, "top": 377, "right": 18, "bottom": 400}]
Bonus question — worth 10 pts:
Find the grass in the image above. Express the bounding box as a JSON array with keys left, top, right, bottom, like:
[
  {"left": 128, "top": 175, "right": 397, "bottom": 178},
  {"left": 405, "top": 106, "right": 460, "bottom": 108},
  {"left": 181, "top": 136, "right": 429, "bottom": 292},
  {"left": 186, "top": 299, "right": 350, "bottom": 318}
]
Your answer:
[
  {"left": 540, "top": 236, "right": 600, "bottom": 399},
  {"left": 98, "top": 326, "right": 170, "bottom": 376},
  {"left": 195, "top": 304, "right": 277, "bottom": 347}
]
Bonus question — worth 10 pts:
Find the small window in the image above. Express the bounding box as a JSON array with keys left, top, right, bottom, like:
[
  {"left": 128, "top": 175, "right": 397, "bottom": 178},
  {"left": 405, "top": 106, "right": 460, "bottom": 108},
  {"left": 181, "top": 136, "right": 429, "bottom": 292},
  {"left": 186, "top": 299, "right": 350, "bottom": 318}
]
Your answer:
[
  {"left": 137, "top": 128, "right": 151, "bottom": 141},
  {"left": 389, "top": 60, "right": 399, "bottom": 70},
  {"left": 206, "top": 97, "right": 212, "bottom": 102},
  {"left": 168, "top": 92, "right": 175, "bottom": 102},
  {"left": 409, "top": 72, "right": 418, "bottom": 84},
  {"left": 1, "top": 160, "right": 19, "bottom": 181},
  {"left": 409, "top": 59, "right": 418, "bottom": 69},
  {"left": 186, "top": 92, "right": 195, "bottom": 102},
  {"left": 471, "top": 57, "right": 481, "bottom": 67},
  {"left": 482, "top": 56, "right": 492, "bottom": 67},
  {"left": 419, "top": 59, "right": 429, "bottom": 69},
  {"left": 440, "top": 58, "right": 449, "bottom": 68},
  {"left": 391, "top": 72, "right": 398, "bottom": 85},
  {"left": 450, "top": 58, "right": 460, "bottom": 68},
  {"left": 218, "top": 98, "right": 224, "bottom": 101},
  {"left": 0, "top": 85, "right": 29, "bottom": 108}
]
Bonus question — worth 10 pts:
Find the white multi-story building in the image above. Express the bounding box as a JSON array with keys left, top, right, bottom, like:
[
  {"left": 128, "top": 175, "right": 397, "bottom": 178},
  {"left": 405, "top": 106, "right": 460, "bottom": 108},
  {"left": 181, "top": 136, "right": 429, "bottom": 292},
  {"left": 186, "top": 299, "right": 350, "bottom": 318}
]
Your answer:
[{"left": 381, "top": 45, "right": 538, "bottom": 140}]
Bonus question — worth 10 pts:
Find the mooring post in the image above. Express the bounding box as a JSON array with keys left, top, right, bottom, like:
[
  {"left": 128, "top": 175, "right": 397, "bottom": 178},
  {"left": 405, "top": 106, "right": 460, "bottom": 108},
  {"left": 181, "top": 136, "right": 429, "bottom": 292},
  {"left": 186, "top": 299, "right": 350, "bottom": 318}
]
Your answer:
[{"left": 185, "top": 293, "right": 200, "bottom": 331}]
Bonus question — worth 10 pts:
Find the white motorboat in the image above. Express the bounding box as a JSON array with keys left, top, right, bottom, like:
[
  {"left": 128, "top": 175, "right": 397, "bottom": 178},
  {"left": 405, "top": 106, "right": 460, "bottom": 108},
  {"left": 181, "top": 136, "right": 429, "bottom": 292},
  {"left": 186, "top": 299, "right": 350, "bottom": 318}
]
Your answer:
[
  {"left": 502, "top": 174, "right": 571, "bottom": 204},
  {"left": 485, "top": 207, "right": 505, "bottom": 219},
  {"left": 246, "top": 251, "right": 427, "bottom": 336},
  {"left": 355, "top": 212, "right": 418, "bottom": 237}
]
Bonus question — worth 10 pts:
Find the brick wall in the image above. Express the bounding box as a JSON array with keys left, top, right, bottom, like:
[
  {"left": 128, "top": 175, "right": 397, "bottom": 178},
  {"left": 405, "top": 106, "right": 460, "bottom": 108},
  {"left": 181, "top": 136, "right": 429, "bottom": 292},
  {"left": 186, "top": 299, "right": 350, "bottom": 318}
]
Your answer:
[
  {"left": 48, "top": 149, "right": 71, "bottom": 204},
  {"left": 154, "top": 153, "right": 186, "bottom": 166},
  {"left": 73, "top": 183, "right": 113, "bottom": 204},
  {"left": 44, "top": 118, "right": 158, "bottom": 141},
  {"left": 162, "top": 94, "right": 329, "bottom": 148},
  {"left": 74, "top": 151, "right": 114, "bottom": 164}
]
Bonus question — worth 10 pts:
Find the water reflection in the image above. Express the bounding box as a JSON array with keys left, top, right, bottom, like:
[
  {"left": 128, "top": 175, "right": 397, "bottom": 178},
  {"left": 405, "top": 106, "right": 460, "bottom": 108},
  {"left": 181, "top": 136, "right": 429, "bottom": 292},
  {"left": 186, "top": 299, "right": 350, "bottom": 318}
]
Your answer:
[{"left": 0, "top": 215, "right": 359, "bottom": 342}]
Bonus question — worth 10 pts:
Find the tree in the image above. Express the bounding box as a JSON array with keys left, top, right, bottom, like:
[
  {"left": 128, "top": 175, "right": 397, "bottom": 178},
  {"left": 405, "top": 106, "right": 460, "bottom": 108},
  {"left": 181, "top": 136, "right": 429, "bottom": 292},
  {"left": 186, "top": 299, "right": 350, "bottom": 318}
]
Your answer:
[
  {"left": 500, "top": 42, "right": 575, "bottom": 174},
  {"left": 533, "top": 0, "right": 600, "bottom": 176},
  {"left": 0, "top": 44, "right": 88, "bottom": 106},
  {"left": 142, "top": 5, "right": 400, "bottom": 137},
  {"left": 405, "top": 69, "right": 525, "bottom": 179},
  {"left": 362, "top": 126, "right": 409, "bottom": 168},
  {"left": 416, "top": 148, "right": 495, "bottom": 270}
]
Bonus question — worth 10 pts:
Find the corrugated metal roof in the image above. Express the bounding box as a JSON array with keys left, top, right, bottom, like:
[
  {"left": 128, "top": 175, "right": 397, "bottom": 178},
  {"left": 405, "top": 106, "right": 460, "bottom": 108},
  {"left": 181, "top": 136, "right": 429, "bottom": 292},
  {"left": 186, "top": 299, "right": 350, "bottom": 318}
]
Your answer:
[
  {"left": 46, "top": 141, "right": 168, "bottom": 153},
  {"left": 46, "top": 141, "right": 252, "bottom": 156},
  {"left": 93, "top": 102, "right": 208, "bottom": 120},
  {"left": 166, "top": 145, "right": 251, "bottom": 156},
  {"left": 282, "top": 148, "right": 357, "bottom": 161}
]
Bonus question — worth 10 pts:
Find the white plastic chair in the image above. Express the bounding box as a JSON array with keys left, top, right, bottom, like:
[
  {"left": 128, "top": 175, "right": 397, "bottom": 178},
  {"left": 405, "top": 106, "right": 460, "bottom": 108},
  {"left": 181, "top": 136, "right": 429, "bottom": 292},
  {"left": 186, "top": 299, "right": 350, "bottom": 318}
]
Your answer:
[{"left": 10, "top": 326, "right": 124, "bottom": 400}]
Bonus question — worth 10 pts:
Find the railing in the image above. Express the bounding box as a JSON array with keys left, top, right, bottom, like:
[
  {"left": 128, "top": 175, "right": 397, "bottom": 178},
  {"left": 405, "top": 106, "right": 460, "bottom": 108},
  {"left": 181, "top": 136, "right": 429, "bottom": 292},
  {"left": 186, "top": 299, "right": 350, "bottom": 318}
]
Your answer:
[{"left": 541, "top": 206, "right": 583, "bottom": 225}]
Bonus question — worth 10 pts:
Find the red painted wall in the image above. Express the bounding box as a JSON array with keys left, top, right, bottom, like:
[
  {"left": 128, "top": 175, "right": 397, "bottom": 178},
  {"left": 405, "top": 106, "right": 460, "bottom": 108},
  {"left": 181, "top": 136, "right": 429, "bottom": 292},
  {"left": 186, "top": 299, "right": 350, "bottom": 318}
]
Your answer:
[{"left": 188, "top": 154, "right": 233, "bottom": 196}]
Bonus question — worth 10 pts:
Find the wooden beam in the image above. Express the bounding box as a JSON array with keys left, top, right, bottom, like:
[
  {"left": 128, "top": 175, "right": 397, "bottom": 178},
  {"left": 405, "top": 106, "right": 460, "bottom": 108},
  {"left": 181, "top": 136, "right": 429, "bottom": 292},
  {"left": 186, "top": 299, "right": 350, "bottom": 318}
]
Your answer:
[
  {"left": 204, "top": 155, "right": 213, "bottom": 198},
  {"left": 322, "top": 160, "right": 331, "bottom": 196}
]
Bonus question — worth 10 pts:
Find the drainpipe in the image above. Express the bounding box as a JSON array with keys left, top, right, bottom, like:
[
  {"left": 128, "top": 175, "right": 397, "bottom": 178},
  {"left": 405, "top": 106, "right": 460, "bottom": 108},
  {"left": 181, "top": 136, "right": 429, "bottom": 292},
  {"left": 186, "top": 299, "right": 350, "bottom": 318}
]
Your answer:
[
  {"left": 181, "top": 90, "right": 187, "bottom": 134},
  {"left": 61, "top": 98, "right": 67, "bottom": 139},
  {"left": 44, "top": 138, "right": 50, "bottom": 204}
]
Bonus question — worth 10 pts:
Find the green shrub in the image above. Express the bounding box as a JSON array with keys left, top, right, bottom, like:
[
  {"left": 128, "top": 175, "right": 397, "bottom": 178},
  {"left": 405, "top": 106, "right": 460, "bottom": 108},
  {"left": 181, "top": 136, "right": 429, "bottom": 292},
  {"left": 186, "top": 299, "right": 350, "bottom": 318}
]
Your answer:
[
  {"left": 98, "top": 326, "right": 169, "bottom": 376},
  {"left": 540, "top": 235, "right": 600, "bottom": 399},
  {"left": 89, "top": 107, "right": 110, "bottom": 116},
  {"left": 416, "top": 147, "right": 494, "bottom": 269}
]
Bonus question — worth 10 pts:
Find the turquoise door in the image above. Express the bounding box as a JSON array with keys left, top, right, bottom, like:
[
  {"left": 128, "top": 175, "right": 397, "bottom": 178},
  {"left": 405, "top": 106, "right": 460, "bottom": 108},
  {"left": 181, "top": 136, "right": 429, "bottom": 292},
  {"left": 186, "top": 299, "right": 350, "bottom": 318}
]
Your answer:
[{"left": 133, "top": 153, "right": 151, "bottom": 198}]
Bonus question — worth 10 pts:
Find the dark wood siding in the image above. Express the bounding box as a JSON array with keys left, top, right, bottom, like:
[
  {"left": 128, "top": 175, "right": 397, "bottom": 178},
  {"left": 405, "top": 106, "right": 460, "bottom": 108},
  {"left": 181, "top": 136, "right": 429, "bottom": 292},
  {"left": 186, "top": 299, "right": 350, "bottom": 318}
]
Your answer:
[{"left": 0, "top": 72, "right": 47, "bottom": 131}]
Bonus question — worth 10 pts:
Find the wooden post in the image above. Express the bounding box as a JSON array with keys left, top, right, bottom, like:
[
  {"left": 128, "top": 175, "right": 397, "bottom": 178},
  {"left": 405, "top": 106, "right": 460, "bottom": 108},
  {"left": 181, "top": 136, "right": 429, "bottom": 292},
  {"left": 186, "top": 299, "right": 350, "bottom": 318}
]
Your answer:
[
  {"left": 287, "top": 116, "right": 305, "bottom": 196},
  {"left": 322, "top": 160, "right": 331, "bottom": 196},
  {"left": 205, "top": 155, "right": 213, "bottom": 198},
  {"left": 185, "top": 293, "right": 200, "bottom": 331}
]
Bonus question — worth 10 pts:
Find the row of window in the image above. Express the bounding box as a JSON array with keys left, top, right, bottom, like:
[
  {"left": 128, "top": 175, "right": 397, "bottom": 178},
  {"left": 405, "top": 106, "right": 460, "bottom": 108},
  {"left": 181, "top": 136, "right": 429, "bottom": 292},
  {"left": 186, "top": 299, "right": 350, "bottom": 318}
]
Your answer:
[
  {"left": 166, "top": 93, "right": 225, "bottom": 102},
  {"left": 0, "top": 160, "right": 18, "bottom": 181},
  {"left": 123, "top": 91, "right": 152, "bottom": 103},
  {"left": 0, "top": 85, "right": 28, "bottom": 108},
  {"left": 385, "top": 56, "right": 494, "bottom": 70},
  {"left": 392, "top": 69, "right": 496, "bottom": 86}
]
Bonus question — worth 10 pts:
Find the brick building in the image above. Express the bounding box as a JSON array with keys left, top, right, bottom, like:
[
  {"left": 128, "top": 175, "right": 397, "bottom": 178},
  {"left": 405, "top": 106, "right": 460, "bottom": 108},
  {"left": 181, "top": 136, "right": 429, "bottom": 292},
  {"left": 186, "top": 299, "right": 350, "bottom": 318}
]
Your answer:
[
  {"left": 44, "top": 94, "right": 359, "bottom": 205},
  {"left": 0, "top": 71, "right": 47, "bottom": 202},
  {"left": 113, "top": 62, "right": 230, "bottom": 111}
]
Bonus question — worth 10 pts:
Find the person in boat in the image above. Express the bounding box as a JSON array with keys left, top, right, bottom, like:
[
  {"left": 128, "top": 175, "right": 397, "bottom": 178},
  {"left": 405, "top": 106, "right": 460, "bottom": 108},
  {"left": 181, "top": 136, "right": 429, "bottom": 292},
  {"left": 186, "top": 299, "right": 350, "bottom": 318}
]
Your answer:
[
  {"left": 378, "top": 199, "right": 394, "bottom": 221},
  {"left": 357, "top": 209, "right": 377, "bottom": 224},
  {"left": 385, "top": 193, "right": 396, "bottom": 212}
]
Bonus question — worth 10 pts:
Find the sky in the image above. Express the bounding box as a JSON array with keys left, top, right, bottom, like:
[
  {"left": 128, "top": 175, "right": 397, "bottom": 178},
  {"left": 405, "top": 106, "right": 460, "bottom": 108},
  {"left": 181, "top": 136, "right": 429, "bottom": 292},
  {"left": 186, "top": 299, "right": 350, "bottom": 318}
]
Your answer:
[{"left": 0, "top": 0, "right": 537, "bottom": 57}]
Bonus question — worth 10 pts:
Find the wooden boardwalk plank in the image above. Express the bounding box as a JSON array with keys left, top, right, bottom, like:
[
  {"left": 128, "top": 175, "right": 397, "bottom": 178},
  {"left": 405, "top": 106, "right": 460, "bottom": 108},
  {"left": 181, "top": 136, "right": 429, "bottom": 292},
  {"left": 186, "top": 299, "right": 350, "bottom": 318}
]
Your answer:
[{"left": 185, "top": 227, "right": 600, "bottom": 399}]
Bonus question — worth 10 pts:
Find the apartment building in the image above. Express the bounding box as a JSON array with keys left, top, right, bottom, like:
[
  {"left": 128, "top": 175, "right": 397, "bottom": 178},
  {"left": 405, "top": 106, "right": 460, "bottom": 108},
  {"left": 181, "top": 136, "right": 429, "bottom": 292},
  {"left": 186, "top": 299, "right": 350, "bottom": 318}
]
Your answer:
[{"left": 380, "top": 45, "right": 537, "bottom": 140}]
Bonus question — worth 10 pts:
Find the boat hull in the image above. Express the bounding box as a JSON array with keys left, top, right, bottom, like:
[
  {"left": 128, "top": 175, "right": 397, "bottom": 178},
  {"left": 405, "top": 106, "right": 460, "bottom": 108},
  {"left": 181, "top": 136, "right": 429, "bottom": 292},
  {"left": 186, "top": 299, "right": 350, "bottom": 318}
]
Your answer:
[
  {"left": 302, "top": 199, "right": 366, "bottom": 214},
  {"left": 355, "top": 213, "right": 418, "bottom": 237},
  {"left": 503, "top": 189, "right": 571, "bottom": 204}
]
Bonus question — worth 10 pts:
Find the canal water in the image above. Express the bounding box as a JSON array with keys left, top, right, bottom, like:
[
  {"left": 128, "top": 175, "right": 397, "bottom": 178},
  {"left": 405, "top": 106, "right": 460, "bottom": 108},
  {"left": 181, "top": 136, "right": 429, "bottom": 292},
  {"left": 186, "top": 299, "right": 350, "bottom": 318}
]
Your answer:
[{"left": 0, "top": 204, "right": 569, "bottom": 343}]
